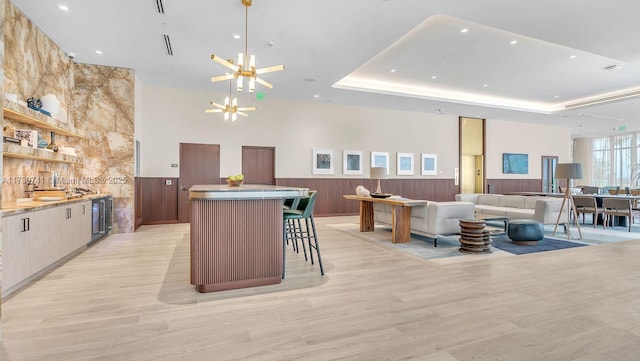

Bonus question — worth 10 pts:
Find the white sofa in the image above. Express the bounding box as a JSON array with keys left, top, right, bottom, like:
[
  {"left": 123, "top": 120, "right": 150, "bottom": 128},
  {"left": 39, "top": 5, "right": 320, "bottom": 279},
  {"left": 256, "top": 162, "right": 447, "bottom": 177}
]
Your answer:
[
  {"left": 373, "top": 200, "right": 475, "bottom": 246},
  {"left": 454, "top": 193, "right": 567, "bottom": 224}
]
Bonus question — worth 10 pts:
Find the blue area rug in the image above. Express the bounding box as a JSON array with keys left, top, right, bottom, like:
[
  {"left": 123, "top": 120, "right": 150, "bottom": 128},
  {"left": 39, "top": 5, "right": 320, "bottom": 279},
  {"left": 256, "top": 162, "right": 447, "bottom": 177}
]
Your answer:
[{"left": 491, "top": 234, "right": 586, "bottom": 255}]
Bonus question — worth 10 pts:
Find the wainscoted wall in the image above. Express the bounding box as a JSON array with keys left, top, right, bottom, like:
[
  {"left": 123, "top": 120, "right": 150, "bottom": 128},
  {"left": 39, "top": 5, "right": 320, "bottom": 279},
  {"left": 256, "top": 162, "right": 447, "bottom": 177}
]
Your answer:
[
  {"left": 138, "top": 178, "right": 459, "bottom": 223},
  {"left": 72, "top": 63, "right": 135, "bottom": 233},
  {"left": 277, "top": 178, "right": 459, "bottom": 216},
  {"left": 139, "top": 177, "right": 178, "bottom": 224},
  {"left": 485, "top": 179, "right": 543, "bottom": 194}
]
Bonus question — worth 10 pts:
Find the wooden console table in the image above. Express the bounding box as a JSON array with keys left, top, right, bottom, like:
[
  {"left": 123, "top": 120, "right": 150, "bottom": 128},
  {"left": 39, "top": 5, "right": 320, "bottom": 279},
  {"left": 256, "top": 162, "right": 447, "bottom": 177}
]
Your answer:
[{"left": 343, "top": 195, "right": 427, "bottom": 243}]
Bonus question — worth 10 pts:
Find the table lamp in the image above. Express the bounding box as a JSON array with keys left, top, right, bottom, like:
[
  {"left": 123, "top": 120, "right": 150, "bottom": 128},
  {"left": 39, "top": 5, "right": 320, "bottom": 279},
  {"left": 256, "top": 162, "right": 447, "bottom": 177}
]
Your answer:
[
  {"left": 370, "top": 167, "right": 387, "bottom": 194},
  {"left": 553, "top": 163, "right": 583, "bottom": 239}
]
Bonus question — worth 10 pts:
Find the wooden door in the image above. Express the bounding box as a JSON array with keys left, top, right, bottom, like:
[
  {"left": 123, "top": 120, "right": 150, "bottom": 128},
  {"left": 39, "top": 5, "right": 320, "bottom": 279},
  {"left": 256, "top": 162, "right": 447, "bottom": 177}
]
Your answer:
[
  {"left": 242, "top": 146, "right": 275, "bottom": 185},
  {"left": 178, "top": 143, "right": 220, "bottom": 223}
]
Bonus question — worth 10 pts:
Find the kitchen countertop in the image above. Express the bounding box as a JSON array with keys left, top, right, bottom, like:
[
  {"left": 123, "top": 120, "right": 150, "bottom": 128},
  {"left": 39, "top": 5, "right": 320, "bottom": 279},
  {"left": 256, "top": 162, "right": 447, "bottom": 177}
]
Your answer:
[
  {"left": 1, "top": 193, "right": 111, "bottom": 216},
  {"left": 189, "top": 184, "right": 308, "bottom": 200}
]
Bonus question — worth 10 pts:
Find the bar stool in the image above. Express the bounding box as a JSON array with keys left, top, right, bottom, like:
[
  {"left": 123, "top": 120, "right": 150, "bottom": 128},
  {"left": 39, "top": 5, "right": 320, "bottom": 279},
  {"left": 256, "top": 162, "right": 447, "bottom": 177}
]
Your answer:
[{"left": 282, "top": 190, "right": 324, "bottom": 278}]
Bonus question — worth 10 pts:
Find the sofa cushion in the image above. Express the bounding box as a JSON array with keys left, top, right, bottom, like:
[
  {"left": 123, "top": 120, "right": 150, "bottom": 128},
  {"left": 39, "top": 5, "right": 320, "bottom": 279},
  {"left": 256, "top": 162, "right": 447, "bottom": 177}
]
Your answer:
[
  {"left": 477, "top": 194, "right": 503, "bottom": 206},
  {"left": 506, "top": 209, "right": 535, "bottom": 220},
  {"left": 524, "top": 196, "right": 542, "bottom": 209},
  {"left": 499, "top": 195, "right": 526, "bottom": 208}
]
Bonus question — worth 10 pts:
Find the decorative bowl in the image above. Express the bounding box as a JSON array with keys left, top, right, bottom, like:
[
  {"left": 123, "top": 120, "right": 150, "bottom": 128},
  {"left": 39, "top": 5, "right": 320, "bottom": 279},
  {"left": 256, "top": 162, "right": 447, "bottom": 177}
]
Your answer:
[{"left": 227, "top": 179, "right": 244, "bottom": 187}]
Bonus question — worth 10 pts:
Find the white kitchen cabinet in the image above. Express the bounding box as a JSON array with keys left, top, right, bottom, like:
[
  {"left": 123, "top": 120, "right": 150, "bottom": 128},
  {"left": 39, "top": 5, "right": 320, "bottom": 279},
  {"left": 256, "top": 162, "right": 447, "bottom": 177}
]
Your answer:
[{"left": 1, "top": 200, "right": 92, "bottom": 294}]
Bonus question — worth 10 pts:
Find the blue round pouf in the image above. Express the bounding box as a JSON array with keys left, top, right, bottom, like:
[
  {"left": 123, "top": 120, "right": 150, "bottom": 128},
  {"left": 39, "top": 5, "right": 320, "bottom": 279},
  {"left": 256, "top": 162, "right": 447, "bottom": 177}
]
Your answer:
[{"left": 507, "top": 219, "right": 544, "bottom": 245}]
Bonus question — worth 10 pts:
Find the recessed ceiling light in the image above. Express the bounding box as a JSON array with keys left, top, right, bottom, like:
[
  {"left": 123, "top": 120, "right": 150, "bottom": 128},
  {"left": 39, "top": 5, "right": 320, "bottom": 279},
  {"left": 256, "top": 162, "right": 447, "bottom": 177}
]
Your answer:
[
  {"left": 460, "top": 28, "right": 469, "bottom": 33},
  {"left": 390, "top": 68, "right": 397, "bottom": 73},
  {"left": 569, "top": 55, "right": 577, "bottom": 59},
  {"left": 58, "top": 4, "right": 69, "bottom": 11},
  {"left": 95, "top": 50, "right": 103, "bottom": 55},
  {"left": 233, "top": 34, "right": 240, "bottom": 39},
  {"left": 483, "top": 84, "right": 488, "bottom": 87},
  {"left": 313, "top": 94, "right": 319, "bottom": 99},
  {"left": 510, "top": 40, "right": 518, "bottom": 45},
  {"left": 554, "top": 95, "right": 560, "bottom": 98},
  {"left": 431, "top": 75, "right": 437, "bottom": 79}
]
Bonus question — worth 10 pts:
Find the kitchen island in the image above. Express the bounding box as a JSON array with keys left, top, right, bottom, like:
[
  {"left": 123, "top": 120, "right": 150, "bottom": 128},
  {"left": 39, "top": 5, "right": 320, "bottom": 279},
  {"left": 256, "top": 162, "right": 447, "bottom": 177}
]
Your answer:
[{"left": 189, "top": 184, "right": 308, "bottom": 292}]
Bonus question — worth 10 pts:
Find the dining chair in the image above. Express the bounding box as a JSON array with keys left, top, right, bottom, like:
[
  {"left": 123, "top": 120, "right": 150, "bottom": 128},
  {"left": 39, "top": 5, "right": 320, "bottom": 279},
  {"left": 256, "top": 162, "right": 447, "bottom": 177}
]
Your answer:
[
  {"left": 282, "top": 190, "right": 324, "bottom": 278},
  {"left": 602, "top": 198, "right": 640, "bottom": 232},
  {"left": 582, "top": 186, "right": 599, "bottom": 195},
  {"left": 572, "top": 196, "right": 604, "bottom": 228}
]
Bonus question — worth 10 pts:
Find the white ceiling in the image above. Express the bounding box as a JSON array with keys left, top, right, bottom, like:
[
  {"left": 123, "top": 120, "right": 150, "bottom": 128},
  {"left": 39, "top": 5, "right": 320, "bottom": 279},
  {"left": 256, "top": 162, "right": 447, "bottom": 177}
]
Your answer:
[{"left": 10, "top": 0, "right": 640, "bottom": 138}]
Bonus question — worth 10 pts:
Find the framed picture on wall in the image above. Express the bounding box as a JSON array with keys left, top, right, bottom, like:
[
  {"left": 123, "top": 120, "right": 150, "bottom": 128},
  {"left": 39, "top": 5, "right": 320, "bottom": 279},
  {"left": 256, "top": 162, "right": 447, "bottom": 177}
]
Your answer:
[
  {"left": 312, "top": 148, "right": 334, "bottom": 174},
  {"left": 371, "top": 151, "right": 389, "bottom": 174},
  {"left": 503, "top": 153, "right": 528, "bottom": 174},
  {"left": 343, "top": 150, "right": 363, "bottom": 175},
  {"left": 421, "top": 153, "right": 437, "bottom": 175},
  {"left": 397, "top": 152, "right": 414, "bottom": 175}
]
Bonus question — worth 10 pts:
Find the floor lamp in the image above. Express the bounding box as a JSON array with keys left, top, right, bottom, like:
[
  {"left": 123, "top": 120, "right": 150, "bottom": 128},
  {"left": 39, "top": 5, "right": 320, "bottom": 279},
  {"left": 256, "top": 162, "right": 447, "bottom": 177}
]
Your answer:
[
  {"left": 370, "top": 167, "right": 388, "bottom": 194},
  {"left": 552, "top": 163, "right": 583, "bottom": 239}
]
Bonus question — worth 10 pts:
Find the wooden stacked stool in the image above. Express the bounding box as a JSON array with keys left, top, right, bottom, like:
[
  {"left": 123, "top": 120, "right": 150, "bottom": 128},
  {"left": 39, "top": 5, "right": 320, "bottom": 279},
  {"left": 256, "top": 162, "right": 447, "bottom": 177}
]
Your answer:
[{"left": 459, "top": 219, "right": 492, "bottom": 253}]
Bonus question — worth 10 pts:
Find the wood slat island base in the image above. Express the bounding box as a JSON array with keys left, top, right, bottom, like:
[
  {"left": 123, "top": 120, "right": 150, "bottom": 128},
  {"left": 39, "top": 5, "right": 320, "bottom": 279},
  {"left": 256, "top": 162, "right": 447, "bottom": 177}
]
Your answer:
[{"left": 189, "top": 185, "right": 308, "bottom": 293}]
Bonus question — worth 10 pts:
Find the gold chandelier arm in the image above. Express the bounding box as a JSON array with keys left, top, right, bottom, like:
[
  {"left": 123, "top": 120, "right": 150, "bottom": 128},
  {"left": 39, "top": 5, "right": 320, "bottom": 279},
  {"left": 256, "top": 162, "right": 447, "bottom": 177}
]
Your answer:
[
  {"left": 237, "top": 106, "right": 256, "bottom": 111},
  {"left": 205, "top": 109, "right": 224, "bottom": 113},
  {"left": 255, "top": 64, "right": 285, "bottom": 75},
  {"left": 211, "top": 55, "right": 239, "bottom": 71},
  {"left": 255, "top": 77, "right": 274, "bottom": 89},
  {"left": 211, "top": 73, "right": 235, "bottom": 83},
  {"left": 209, "top": 101, "right": 226, "bottom": 109},
  {"left": 237, "top": 111, "right": 249, "bottom": 117}
]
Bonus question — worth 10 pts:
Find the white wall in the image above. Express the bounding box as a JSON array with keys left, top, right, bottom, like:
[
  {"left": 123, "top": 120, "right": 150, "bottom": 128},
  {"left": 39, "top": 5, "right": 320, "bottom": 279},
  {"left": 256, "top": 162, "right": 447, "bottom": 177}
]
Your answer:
[
  {"left": 140, "top": 85, "right": 460, "bottom": 179},
  {"left": 134, "top": 75, "right": 143, "bottom": 176},
  {"left": 140, "top": 85, "right": 573, "bottom": 181},
  {"left": 485, "top": 119, "right": 571, "bottom": 178}
]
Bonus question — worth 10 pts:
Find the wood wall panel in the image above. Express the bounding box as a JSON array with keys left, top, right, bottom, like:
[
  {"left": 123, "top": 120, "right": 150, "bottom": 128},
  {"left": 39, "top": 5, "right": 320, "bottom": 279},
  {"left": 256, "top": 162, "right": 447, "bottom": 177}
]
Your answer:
[
  {"left": 135, "top": 177, "right": 143, "bottom": 230},
  {"left": 140, "top": 177, "right": 179, "bottom": 224},
  {"left": 276, "top": 178, "right": 458, "bottom": 216},
  {"left": 485, "top": 179, "right": 543, "bottom": 194}
]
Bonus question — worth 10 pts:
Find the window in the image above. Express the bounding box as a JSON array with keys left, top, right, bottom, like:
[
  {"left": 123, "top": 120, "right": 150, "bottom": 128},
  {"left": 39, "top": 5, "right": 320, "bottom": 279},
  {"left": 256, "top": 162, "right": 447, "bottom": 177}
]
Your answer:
[{"left": 592, "top": 134, "right": 638, "bottom": 187}]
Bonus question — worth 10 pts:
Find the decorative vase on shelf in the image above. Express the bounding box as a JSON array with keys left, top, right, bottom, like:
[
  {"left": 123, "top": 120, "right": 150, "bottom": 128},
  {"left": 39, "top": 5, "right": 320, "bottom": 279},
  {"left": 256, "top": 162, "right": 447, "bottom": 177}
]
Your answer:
[
  {"left": 41, "top": 94, "right": 60, "bottom": 118},
  {"left": 47, "top": 131, "right": 58, "bottom": 152}
]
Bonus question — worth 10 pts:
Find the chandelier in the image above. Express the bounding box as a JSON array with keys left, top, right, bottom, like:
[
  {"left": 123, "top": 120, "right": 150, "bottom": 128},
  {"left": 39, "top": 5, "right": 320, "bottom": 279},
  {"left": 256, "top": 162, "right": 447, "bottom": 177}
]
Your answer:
[
  {"left": 210, "top": 0, "right": 284, "bottom": 93},
  {"left": 206, "top": 67, "right": 256, "bottom": 121}
]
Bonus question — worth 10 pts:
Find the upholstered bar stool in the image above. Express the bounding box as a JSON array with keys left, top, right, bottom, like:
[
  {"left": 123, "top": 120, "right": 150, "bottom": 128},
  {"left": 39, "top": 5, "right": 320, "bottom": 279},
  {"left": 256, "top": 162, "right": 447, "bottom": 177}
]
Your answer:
[{"left": 282, "top": 190, "right": 324, "bottom": 278}]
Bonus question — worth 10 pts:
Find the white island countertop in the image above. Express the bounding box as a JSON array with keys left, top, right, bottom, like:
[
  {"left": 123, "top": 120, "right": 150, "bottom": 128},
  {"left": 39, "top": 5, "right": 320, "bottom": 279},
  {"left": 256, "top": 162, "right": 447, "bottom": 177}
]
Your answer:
[{"left": 189, "top": 184, "right": 308, "bottom": 200}]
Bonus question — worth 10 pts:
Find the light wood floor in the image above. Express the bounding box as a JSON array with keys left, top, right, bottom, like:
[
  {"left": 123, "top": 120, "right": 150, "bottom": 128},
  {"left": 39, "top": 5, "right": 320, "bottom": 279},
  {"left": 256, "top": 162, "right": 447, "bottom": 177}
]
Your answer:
[{"left": 2, "top": 216, "right": 640, "bottom": 361}]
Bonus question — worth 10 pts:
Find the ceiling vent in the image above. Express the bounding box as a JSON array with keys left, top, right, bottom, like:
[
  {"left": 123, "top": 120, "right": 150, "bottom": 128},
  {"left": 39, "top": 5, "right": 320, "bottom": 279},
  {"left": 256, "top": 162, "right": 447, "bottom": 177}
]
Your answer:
[
  {"left": 564, "top": 89, "right": 640, "bottom": 109},
  {"left": 154, "top": 0, "right": 165, "bottom": 14},
  {"left": 163, "top": 34, "right": 173, "bottom": 56}
]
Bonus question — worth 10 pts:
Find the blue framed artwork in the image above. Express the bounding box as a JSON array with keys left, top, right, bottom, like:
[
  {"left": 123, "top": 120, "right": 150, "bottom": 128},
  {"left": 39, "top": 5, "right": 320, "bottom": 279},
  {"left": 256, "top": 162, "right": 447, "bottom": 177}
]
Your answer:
[{"left": 503, "top": 153, "right": 528, "bottom": 174}]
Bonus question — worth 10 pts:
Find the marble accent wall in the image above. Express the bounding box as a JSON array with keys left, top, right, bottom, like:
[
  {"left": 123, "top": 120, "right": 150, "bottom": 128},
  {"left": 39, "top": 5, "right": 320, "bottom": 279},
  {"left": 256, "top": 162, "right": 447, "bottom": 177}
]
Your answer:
[
  {"left": 2, "top": 1, "right": 80, "bottom": 202},
  {"left": 4, "top": 2, "right": 73, "bottom": 123},
  {"left": 0, "top": 0, "right": 5, "bottom": 338},
  {"left": 72, "top": 63, "right": 135, "bottom": 234}
]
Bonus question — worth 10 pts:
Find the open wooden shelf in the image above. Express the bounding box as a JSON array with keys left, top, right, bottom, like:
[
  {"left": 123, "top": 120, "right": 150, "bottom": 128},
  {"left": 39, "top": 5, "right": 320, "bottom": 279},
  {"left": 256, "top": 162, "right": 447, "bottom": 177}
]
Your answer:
[
  {"left": 3, "top": 105, "right": 87, "bottom": 140},
  {"left": 2, "top": 143, "right": 83, "bottom": 165}
]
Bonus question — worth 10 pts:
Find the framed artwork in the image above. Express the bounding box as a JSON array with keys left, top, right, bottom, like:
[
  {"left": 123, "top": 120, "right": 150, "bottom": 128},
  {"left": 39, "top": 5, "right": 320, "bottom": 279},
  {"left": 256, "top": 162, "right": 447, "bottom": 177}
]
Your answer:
[
  {"left": 312, "top": 148, "right": 334, "bottom": 174},
  {"left": 502, "top": 153, "right": 528, "bottom": 174},
  {"left": 397, "top": 152, "right": 414, "bottom": 175},
  {"left": 14, "top": 129, "right": 38, "bottom": 149},
  {"left": 343, "top": 150, "right": 363, "bottom": 175},
  {"left": 371, "top": 151, "right": 389, "bottom": 174},
  {"left": 421, "top": 153, "right": 437, "bottom": 175}
]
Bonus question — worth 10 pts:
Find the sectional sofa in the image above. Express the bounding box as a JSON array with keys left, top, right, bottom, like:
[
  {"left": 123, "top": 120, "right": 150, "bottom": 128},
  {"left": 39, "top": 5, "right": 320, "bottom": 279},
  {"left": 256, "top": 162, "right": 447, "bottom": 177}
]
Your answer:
[
  {"left": 373, "top": 200, "right": 475, "bottom": 246},
  {"left": 454, "top": 193, "right": 567, "bottom": 224}
]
